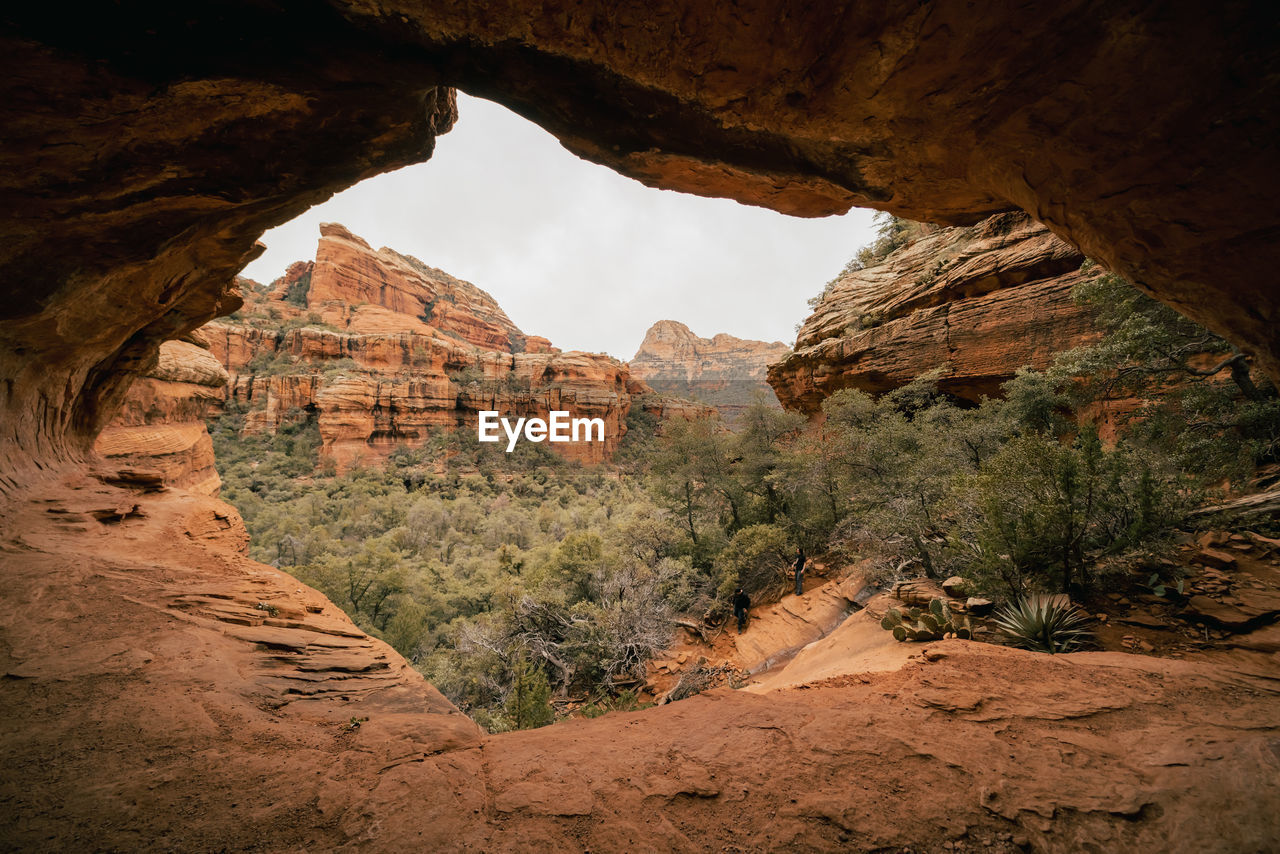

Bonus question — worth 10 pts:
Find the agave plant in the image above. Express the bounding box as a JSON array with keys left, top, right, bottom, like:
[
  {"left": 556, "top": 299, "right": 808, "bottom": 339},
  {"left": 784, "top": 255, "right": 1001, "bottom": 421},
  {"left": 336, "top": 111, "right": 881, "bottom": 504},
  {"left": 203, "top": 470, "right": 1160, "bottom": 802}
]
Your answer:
[{"left": 993, "top": 595, "right": 1093, "bottom": 654}]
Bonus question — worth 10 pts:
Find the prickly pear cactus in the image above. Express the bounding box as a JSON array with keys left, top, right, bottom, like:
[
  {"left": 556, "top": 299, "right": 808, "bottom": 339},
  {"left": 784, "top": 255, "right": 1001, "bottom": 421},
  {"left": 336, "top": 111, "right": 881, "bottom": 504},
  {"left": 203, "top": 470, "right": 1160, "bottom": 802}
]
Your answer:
[{"left": 880, "top": 598, "right": 974, "bottom": 643}]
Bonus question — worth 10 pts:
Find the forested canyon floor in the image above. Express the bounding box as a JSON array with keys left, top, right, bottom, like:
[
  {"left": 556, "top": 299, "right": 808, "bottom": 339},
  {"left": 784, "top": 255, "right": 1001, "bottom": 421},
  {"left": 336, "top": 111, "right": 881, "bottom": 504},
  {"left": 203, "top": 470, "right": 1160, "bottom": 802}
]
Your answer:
[{"left": 2, "top": 475, "right": 1277, "bottom": 852}]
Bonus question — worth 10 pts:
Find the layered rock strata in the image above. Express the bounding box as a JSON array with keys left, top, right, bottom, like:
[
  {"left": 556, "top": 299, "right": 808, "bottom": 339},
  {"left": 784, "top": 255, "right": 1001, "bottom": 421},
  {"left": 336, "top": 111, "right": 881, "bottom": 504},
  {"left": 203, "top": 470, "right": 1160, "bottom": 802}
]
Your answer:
[
  {"left": 207, "top": 225, "right": 640, "bottom": 468},
  {"left": 3, "top": 7, "right": 1280, "bottom": 850},
  {"left": 92, "top": 339, "right": 228, "bottom": 495},
  {"left": 769, "top": 213, "right": 1104, "bottom": 413},
  {"left": 629, "top": 320, "right": 790, "bottom": 423}
]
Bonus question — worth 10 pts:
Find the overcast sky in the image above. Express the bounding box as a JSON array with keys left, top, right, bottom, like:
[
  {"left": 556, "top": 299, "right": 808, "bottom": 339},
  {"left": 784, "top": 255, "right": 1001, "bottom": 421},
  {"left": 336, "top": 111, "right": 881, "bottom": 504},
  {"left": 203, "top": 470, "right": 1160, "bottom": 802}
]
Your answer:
[{"left": 242, "top": 94, "right": 879, "bottom": 361}]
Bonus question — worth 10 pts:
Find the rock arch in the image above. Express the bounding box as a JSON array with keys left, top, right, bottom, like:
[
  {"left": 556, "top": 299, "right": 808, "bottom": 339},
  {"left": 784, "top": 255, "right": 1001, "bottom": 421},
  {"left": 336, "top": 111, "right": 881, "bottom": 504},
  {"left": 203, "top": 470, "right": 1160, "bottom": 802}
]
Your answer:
[{"left": 2, "top": 1, "right": 1277, "bottom": 481}]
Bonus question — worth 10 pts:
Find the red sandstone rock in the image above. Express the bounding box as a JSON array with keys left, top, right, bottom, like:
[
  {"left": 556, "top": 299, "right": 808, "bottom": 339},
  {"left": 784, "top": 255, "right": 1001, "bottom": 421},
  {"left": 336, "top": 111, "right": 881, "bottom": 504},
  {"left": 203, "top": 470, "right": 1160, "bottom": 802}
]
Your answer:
[
  {"left": 308, "top": 223, "right": 537, "bottom": 353},
  {"left": 4, "top": 9, "right": 1280, "bottom": 850},
  {"left": 93, "top": 341, "right": 228, "bottom": 495},
  {"left": 769, "top": 214, "right": 1103, "bottom": 412},
  {"left": 3, "top": 4, "right": 1279, "bottom": 485},
  {"left": 2, "top": 480, "right": 1278, "bottom": 851},
  {"left": 629, "top": 320, "right": 790, "bottom": 423},
  {"left": 205, "top": 225, "right": 648, "bottom": 468}
]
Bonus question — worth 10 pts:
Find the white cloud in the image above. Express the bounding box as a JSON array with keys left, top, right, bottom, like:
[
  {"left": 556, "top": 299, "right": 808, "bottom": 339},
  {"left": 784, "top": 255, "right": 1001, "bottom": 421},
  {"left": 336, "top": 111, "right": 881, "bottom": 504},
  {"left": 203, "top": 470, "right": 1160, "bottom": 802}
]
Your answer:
[{"left": 242, "top": 94, "right": 878, "bottom": 360}]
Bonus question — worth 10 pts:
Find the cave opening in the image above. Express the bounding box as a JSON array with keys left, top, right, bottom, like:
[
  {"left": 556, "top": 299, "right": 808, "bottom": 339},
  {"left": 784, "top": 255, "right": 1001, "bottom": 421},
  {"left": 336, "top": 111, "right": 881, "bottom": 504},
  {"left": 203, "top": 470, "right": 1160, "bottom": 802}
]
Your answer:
[
  {"left": 4, "top": 6, "right": 1280, "bottom": 847},
  {"left": 240, "top": 93, "right": 882, "bottom": 362}
]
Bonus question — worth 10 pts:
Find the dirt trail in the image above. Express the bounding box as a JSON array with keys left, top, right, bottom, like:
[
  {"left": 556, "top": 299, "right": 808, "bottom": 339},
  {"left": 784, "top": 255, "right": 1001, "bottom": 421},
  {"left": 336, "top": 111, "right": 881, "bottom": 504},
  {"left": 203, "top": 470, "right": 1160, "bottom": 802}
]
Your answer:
[
  {"left": 2, "top": 479, "right": 1278, "bottom": 851},
  {"left": 645, "top": 567, "right": 872, "bottom": 698}
]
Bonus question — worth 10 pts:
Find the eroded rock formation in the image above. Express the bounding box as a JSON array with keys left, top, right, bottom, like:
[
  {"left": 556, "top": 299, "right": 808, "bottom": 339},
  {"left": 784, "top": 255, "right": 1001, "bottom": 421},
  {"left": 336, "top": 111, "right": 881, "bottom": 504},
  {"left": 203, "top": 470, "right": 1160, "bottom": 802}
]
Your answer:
[
  {"left": 3, "top": 478, "right": 1277, "bottom": 850},
  {"left": 92, "top": 339, "right": 228, "bottom": 495},
  {"left": 207, "top": 225, "right": 640, "bottom": 467},
  {"left": 4, "top": 6, "right": 1280, "bottom": 850},
  {"left": 3, "top": 2, "right": 1279, "bottom": 488},
  {"left": 630, "top": 320, "right": 790, "bottom": 422},
  {"left": 769, "top": 213, "right": 1104, "bottom": 412}
]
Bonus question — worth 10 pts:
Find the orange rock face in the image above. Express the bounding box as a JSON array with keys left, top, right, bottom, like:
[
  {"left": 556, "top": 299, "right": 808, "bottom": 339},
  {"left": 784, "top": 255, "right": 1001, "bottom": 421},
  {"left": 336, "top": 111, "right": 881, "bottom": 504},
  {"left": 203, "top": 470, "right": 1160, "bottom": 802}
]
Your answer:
[
  {"left": 93, "top": 340, "right": 228, "bottom": 494},
  {"left": 206, "top": 225, "right": 642, "bottom": 468},
  {"left": 4, "top": 476, "right": 1279, "bottom": 851},
  {"left": 769, "top": 214, "right": 1104, "bottom": 413},
  {"left": 308, "top": 224, "right": 536, "bottom": 352},
  {"left": 629, "top": 320, "right": 790, "bottom": 423}
]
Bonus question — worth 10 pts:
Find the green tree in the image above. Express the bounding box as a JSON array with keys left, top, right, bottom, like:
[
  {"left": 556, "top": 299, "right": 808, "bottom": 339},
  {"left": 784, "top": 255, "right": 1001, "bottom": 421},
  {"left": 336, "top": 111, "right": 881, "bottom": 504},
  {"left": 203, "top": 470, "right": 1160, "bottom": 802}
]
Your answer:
[
  {"left": 1057, "top": 272, "right": 1280, "bottom": 481},
  {"left": 732, "top": 401, "right": 805, "bottom": 526},
  {"left": 954, "top": 429, "right": 1188, "bottom": 598},
  {"left": 503, "top": 655, "right": 554, "bottom": 730},
  {"left": 712, "top": 524, "right": 792, "bottom": 611},
  {"left": 647, "top": 416, "right": 739, "bottom": 550}
]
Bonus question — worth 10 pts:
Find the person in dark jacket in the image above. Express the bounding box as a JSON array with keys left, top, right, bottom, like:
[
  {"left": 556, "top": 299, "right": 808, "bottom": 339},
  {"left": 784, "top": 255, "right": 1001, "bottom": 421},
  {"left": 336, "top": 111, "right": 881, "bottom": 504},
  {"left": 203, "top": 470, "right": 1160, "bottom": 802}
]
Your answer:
[
  {"left": 793, "top": 547, "right": 806, "bottom": 596},
  {"left": 732, "top": 588, "right": 751, "bottom": 632}
]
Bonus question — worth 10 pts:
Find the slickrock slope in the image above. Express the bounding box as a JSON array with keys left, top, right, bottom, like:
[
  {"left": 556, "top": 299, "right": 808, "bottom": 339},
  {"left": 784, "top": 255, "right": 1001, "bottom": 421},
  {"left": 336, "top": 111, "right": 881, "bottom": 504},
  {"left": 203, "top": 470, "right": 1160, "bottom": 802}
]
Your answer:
[
  {"left": 0, "top": 476, "right": 482, "bottom": 850},
  {"left": 204, "top": 225, "right": 639, "bottom": 467},
  {"left": 770, "top": 213, "right": 1104, "bottom": 413},
  {"left": 2, "top": 479, "right": 1277, "bottom": 851},
  {"left": 630, "top": 320, "right": 790, "bottom": 422},
  {"left": 92, "top": 339, "right": 229, "bottom": 495}
]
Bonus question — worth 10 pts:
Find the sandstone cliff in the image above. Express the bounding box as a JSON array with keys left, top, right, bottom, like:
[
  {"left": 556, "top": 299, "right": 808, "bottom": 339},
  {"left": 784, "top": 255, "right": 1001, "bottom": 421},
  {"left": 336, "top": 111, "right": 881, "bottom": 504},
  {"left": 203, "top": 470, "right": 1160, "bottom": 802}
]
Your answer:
[
  {"left": 4, "top": 2, "right": 1278, "bottom": 488},
  {"left": 629, "top": 320, "right": 789, "bottom": 423},
  {"left": 769, "top": 213, "right": 1103, "bottom": 414},
  {"left": 206, "top": 225, "right": 642, "bottom": 468},
  {"left": 92, "top": 339, "right": 228, "bottom": 495}
]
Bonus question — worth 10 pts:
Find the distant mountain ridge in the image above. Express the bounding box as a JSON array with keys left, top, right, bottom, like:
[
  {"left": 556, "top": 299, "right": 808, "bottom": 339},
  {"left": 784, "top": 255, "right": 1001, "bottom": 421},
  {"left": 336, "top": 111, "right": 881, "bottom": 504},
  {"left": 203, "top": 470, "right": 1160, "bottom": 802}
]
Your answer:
[{"left": 628, "top": 320, "right": 790, "bottom": 422}]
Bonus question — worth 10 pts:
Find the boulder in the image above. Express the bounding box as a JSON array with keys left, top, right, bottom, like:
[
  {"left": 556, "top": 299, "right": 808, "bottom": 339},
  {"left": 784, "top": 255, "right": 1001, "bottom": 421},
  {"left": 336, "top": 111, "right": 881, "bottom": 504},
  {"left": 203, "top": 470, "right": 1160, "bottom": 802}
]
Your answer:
[
  {"left": 965, "top": 597, "right": 995, "bottom": 617},
  {"left": 1193, "top": 548, "right": 1239, "bottom": 571},
  {"left": 1182, "top": 592, "right": 1280, "bottom": 630},
  {"left": 891, "top": 579, "right": 945, "bottom": 607}
]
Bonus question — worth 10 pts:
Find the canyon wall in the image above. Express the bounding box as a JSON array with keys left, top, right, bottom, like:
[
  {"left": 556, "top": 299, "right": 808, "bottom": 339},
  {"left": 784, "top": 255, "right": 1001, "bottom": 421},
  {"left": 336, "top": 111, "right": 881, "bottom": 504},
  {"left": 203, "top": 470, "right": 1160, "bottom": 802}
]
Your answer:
[
  {"left": 769, "top": 213, "right": 1103, "bottom": 413},
  {"left": 629, "top": 320, "right": 790, "bottom": 423},
  {"left": 206, "top": 225, "right": 644, "bottom": 468}
]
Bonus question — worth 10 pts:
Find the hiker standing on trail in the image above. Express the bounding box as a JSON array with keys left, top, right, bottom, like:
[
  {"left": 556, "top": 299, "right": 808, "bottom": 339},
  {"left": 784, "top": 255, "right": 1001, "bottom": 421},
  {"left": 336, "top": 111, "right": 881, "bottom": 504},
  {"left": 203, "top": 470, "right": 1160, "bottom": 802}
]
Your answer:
[
  {"left": 793, "top": 547, "right": 806, "bottom": 597},
  {"left": 732, "top": 588, "right": 751, "bottom": 632}
]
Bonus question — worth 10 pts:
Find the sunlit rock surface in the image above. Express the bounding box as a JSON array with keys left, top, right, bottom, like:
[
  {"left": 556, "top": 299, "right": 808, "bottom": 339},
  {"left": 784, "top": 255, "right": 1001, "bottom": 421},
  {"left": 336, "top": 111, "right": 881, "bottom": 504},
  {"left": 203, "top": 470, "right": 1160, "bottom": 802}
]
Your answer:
[
  {"left": 93, "top": 340, "right": 228, "bottom": 495},
  {"left": 769, "top": 213, "right": 1103, "bottom": 412}
]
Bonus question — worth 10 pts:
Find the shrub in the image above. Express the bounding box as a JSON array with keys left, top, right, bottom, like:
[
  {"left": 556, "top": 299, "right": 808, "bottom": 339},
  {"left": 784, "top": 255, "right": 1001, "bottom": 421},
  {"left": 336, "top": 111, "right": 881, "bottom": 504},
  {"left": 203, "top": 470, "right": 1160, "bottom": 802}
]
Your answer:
[
  {"left": 502, "top": 656, "right": 554, "bottom": 730},
  {"left": 955, "top": 428, "right": 1188, "bottom": 598},
  {"left": 712, "top": 524, "right": 792, "bottom": 613},
  {"left": 881, "top": 598, "right": 973, "bottom": 642}
]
